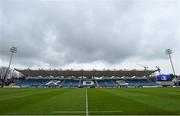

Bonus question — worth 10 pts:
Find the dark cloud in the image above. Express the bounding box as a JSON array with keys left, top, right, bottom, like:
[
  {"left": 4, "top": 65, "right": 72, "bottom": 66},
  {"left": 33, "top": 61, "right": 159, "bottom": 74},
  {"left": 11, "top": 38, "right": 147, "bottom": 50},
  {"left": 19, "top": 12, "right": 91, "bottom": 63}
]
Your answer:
[{"left": 0, "top": 0, "right": 179, "bottom": 68}]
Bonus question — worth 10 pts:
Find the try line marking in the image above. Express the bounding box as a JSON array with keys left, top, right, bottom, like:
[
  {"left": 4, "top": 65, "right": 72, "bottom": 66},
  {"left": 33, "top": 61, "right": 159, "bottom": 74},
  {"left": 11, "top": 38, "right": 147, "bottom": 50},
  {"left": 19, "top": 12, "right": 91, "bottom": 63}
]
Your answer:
[{"left": 86, "top": 88, "right": 89, "bottom": 116}]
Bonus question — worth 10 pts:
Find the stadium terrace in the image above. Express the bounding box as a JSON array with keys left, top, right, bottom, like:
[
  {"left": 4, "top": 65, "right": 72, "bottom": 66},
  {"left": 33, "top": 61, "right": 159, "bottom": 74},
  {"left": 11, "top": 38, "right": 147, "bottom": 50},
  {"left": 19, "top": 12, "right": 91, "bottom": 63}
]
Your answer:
[{"left": 12, "top": 69, "right": 158, "bottom": 88}]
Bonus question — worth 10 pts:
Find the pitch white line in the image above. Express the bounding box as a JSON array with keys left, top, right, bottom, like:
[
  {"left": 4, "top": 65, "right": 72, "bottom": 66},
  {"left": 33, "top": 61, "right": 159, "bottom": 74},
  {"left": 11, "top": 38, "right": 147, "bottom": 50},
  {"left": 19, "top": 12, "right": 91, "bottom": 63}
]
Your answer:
[{"left": 86, "top": 88, "right": 89, "bottom": 116}]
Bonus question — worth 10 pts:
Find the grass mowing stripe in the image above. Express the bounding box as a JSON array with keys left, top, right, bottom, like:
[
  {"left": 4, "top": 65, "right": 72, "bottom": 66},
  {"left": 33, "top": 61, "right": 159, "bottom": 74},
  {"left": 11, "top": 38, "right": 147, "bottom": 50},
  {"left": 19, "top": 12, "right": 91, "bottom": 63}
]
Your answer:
[
  {"left": 89, "top": 88, "right": 174, "bottom": 115},
  {"left": 0, "top": 89, "right": 72, "bottom": 114},
  {"left": 9, "top": 89, "right": 85, "bottom": 115},
  {"left": 51, "top": 110, "right": 85, "bottom": 114},
  {"left": 102, "top": 88, "right": 180, "bottom": 114},
  {"left": 0, "top": 88, "right": 61, "bottom": 101},
  {"left": 0, "top": 89, "right": 56, "bottom": 101},
  {"left": 122, "top": 88, "right": 180, "bottom": 114},
  {"left": 117, "top": 88, "right": 180, "bottom": 110}
]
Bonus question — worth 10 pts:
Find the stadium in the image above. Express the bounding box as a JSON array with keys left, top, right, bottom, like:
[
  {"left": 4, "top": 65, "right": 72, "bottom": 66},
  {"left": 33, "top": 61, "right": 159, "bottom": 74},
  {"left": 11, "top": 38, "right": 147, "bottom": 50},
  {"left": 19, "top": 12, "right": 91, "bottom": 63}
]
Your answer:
[
  {"left": 13, "top": 69, "right": 158, "bottom": 88},
  {"left": 1, "top": 0, "right": 180, "bottom": 115}
]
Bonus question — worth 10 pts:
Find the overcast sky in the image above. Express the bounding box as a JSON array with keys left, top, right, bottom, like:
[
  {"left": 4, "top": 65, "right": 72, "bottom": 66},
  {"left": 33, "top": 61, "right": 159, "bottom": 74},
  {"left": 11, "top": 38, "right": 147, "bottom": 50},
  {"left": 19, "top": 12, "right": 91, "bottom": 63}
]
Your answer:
[{"left": 0, "top": 0, "right": 180, "bottom": 74}]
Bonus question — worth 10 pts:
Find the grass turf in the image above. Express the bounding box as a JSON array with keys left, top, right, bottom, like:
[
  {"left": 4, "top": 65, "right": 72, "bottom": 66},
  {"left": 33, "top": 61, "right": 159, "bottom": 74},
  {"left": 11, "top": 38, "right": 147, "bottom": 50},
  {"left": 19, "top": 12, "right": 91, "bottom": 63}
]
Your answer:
[{"left": 0, "top": 88, "right": 180, "bottom": 115}]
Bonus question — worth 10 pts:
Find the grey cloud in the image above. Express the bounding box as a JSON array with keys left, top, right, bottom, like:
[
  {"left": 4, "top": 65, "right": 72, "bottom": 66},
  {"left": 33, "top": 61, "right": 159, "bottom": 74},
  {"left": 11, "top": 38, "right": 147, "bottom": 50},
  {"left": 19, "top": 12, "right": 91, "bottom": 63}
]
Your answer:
[{"left": 0, "top": 0, "right": 179, "bottom": 67}]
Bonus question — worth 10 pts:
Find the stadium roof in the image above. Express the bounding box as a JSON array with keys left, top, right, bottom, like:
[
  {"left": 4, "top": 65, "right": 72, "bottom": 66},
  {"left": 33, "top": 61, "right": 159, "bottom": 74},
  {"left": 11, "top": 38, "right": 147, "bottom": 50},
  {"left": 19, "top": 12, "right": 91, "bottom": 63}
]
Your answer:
[{"left": 15, "top": 69, "right": 157, "bottom": 77}]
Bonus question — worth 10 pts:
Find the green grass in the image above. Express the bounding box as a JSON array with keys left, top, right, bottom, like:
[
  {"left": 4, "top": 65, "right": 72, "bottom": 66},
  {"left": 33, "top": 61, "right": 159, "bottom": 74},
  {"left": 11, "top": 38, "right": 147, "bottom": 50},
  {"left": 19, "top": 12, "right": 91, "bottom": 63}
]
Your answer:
[{"left": 0, "top": 88, "right": 180, "bottom": 115}]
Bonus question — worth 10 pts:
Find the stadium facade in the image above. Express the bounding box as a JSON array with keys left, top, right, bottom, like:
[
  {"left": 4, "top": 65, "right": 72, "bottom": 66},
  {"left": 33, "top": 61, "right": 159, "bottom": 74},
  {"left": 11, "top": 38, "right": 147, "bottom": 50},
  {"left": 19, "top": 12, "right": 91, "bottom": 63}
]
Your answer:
[{"left": 10, "top": 69, "right": 159, "bottom": 88}]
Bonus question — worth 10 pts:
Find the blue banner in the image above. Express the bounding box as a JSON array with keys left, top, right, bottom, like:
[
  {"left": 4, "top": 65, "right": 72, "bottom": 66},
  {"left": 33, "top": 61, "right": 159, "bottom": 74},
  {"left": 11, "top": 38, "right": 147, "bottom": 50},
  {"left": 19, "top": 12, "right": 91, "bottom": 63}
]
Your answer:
[{"left": 157, "top": 74, "right": 171, "bottom": 81}]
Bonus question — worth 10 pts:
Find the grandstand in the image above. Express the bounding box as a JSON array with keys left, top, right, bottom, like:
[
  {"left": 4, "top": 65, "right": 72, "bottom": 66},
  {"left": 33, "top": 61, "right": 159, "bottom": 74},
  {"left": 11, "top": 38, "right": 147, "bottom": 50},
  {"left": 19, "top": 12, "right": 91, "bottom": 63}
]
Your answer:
[{"left": 13, "top": 69, "right": 158, "bottom": 88}]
